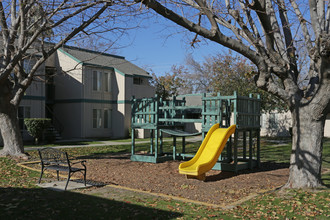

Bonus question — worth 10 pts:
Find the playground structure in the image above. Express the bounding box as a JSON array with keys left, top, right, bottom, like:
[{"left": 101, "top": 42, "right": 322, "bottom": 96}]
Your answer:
[{"left": 131, "top": 92, "right": 261, "bottom": 172}]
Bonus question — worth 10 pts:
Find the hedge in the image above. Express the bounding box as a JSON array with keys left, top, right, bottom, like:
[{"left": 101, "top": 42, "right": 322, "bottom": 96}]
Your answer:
[{"left": 24, "top": 118, "right": 51, "bottom": 144}]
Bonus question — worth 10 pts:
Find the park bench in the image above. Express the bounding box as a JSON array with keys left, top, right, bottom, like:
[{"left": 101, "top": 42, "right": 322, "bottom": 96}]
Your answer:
[{"left": 38, "top": 147, "right": 87, "bottom": 190}]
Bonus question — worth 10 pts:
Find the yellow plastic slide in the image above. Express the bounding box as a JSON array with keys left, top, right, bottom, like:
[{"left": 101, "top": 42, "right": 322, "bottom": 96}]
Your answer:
[{"left": 179, "top": 124, "right": 236, "bottom": 180}]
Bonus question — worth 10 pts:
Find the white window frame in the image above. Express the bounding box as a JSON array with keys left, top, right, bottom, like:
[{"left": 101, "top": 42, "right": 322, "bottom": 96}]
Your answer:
[
  {"left": 104, "top": 109, "right": 112, "bottom": 129},
  {"left": 93, "top": 71, "right": 102, "bottom": 91},
  {"left": 93, "top": 109, "right": 102, "bottom": 128},
  {"left": 104, "top": 72, "right": 111, "bottom": 92}
]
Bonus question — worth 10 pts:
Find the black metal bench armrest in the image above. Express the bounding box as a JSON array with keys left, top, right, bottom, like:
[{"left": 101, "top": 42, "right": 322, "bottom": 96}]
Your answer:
[{"left": 70, "top": 160, "right": 87, "bottom": 166}]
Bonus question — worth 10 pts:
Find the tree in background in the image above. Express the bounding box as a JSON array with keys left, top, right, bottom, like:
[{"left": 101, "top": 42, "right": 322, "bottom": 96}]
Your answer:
[
  {"left": 181, "top": 52, "right": 287, "bottom": 112},
  {"left": 136, "top": 0, "right": 330, "bottom": 188},
  {"left": 0, "top": 1, "right": 113, "bottom": 158},
  {"left": 151, "top": 65, "right": 190, "bottom": 99}
]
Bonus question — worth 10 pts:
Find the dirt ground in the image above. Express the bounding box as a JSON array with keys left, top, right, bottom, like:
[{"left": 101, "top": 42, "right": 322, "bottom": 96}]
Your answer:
[{"left": 84, "top": 153, "right": 289, "bottom": 205}]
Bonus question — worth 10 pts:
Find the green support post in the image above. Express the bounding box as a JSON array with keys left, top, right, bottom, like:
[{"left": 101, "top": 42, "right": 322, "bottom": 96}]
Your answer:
[
  {"left": 257, "top": 130, "right": 261, "bottom": 168},
  {"left": 202, "top": 93, "right": 206, "bottom": 139},
  {"left": 234, "top": 131, "right": 238, "bottom": 172},
  {"left": 154, "top": 129, "right": 158, "bottom": 160},
  {"left": 249, "top": 130, "right": 253, "bottom": 169},
  {"left": 249, "top": 94, "right": 253, "bottom": 127},
  {"left": 257, "top": 94, "right": 261, "bottom": 168},
  {"left": 228, "top": 92, "right": 237, "bottom": 161},
  {"left": 173, "top": 136, "right": 176, "bottom": 160},
  {"left": 154, "top": 95, "right": 159, "bottom": 160},
  {"left": 131, "top": 128, "right": 135, "bottom": 155},
  {"left": 131, "top": 96, "right": 135, "bottom": 156},
  {"left": 150, "top": 129, "right": 154, "bottom": 154},
  {"left": 243, "top": 131, "right": 246, "bottom": 159},
  {"left": 160, "top": 130, "right": 163, "bottom": 154}
]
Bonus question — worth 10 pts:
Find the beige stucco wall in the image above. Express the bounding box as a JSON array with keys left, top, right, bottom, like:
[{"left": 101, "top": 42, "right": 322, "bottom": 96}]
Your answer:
[
  {"left": 132, "top": 83, "right": 156, "bottom": 99},
  {"left": 55, "top": 51, "right": 83, "bottom": 99},
  {"left": 260, "top": 112, "right": 330, "bottom": 137},
  {"left": 53, "top": 50, "right": 84, "bottom": 138},
  {"left": 109, "top": 70, "right": 127, "bottom": 138},
  {"left": 83, "top": 66, "right": 113, "bottom": 100},
  {"left": 81, "top": 103, "right": 113, "bottom": 138},
  {"left": 25, "top": 80, "right": 45, "bottom": 97},
  {"left": 53, "top": 103, "right": 83, "bottom": 138},
  {"left": 45, "top": 53, "right": 56, "bottom": 67},
  {"left": 20, "top": 99, "right": 45, "bottom": 118},
  {"left": 260, "top": 111, "right": 292, "bottom": 137},
  {"left": 81, "top": 66, "right": 114, "bottom": 138},
  {"left": 113, "top": 71, "right": 156, "bottom": 138},
  {"left": 325, "top": 114, "right": 330, "bottom": 137},
  {"left": 56, "top": 50, "right": 83, "bottom": 82},
  {"left": 50, "top": 51, "right": 155, "bottom": 139}
]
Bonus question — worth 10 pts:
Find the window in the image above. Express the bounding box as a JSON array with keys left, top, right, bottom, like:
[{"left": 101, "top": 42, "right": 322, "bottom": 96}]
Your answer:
[
  {"left": 104, "top": 72, "right": 111, "bottom": 92},
  {"left": 18, "top": 106, "right": 31, "bottom": 130},
  {"left": 104, "top": 109, "right": 112, "bottom": 129},
  {"left": 133, "top": 77, "right": 143, "bottom": 85},
  {"left": 93, "top": 71, "right": 102, "bottom": 91},
  {"left": 93, "top": 109, "right": 102, "bottom": 128}
]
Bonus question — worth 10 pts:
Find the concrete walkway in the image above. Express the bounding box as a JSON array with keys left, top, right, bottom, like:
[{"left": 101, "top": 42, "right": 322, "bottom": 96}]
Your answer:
[
  {"left": 37, "top": 180, "right": 93, "bottom": 191},
  {"left": 24, "top": 136, "right": 203, "bottom": 151}
]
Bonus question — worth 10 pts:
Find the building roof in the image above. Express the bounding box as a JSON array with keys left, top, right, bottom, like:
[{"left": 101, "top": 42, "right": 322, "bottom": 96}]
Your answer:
[{"left": 59, "top": 45, "right": 151, "bottom": 78}]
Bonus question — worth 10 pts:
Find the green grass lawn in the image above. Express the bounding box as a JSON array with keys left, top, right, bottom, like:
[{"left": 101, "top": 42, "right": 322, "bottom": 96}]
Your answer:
[{"left": 0, "top": 138, "right": 329, "bottom": 219}]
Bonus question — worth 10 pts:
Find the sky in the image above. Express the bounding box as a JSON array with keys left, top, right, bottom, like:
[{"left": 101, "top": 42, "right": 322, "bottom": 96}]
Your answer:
[{"left": 114, "top": 16, "right": 225, "bottom": 76}]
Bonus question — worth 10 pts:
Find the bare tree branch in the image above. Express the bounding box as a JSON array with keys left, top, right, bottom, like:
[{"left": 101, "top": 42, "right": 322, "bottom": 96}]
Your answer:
[
  {"left": 325, "top": 3, "right": 330, "bottom": 32},
  {"left": 136, "top": 0, "right": 260, "bottom": 65},
  {"left": 317, "top": 0, "right": 325, "bottom": 32},
  {"left": 11, "top": 2, "right": 110, "bottom": 106},
  {"left": 265, "top": 0, "right": 287, "bottom": 60},
  {"left": 290, "top": 0, "right": 313, "bottom": 56},
  {"left": 309, "top": 0, "right": 321, "bottom": 38},
  {"left": 0, "top": 2, "right": 9, "bottom": 42}
]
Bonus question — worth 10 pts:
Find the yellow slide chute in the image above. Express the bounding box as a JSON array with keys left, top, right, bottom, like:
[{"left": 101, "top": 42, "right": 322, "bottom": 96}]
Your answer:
[{"left": 179, "top": 124, "right": 236, "bottom": 181}]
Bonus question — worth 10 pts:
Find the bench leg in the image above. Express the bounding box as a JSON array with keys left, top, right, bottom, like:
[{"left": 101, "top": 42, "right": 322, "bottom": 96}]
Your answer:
[
  {"left": 84, "top": 169, "right": 87, "bottom": 186},
  {"left": 65, "top": 172, "right": 71, "bottom": 191},
  {"left": 38, "top": 168, "right": 44, "bottom": 184},
  {"left": 56, "top": 170, "right": 60, "bottom": 181}
]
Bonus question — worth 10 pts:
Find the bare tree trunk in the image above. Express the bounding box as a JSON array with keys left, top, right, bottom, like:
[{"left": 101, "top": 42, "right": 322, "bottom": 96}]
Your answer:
[
  {"left": 0, "top": 85, "right": 27, "bottom": 159},
  {"left": 285, "top": 105, "right": 325, "bottom": 188}
]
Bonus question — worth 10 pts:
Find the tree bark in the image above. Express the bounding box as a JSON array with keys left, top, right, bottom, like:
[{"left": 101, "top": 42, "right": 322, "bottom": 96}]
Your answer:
[
  {"left": 285, "top": 105, "right": 325, "bottom": 188},
  {"left": 0, "top": 84, "right": 27, "bottom": 159}
]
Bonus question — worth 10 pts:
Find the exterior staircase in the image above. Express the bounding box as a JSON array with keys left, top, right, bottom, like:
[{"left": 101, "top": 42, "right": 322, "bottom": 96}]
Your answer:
[{"left": 44, "top": 124, "right": 62, "bottom": 143}]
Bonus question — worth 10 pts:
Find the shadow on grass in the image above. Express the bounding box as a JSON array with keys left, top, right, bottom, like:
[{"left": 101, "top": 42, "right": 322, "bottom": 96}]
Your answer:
[
  {"left": 0, "top": 187, "right": 182, "bottom": 219},
  {"left": 206, "top": 162, "right": 289, "bottom": 182},
  {"left": 321, "top": 172, "right": 330, "bottom": 188}
]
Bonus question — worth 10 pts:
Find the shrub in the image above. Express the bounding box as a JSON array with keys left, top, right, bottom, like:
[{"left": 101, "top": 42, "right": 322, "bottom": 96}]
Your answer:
[{"left": 24, "top": 118, "right": 51, "bottom": 144}]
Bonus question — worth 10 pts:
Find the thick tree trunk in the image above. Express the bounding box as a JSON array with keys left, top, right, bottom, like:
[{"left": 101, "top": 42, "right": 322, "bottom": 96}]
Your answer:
[
  {"left": 285, "top": 105, "right": 325, "bottom": 188},
  {"left": 0, "top": 85, "right": 27, "bottom": 159}
]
